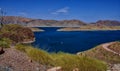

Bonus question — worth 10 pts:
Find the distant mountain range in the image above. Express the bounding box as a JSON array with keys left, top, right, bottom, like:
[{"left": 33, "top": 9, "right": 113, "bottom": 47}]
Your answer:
[
  {"left": 2, "top": 16, "right": 120, "bottom": 27},
  {"left": 96, "top": 20, "right": 120, "bottom": 26}
]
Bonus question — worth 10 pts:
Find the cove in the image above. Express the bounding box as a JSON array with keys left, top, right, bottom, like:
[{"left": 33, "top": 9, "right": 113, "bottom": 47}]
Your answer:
[{"left": 32, "top": 27, "right": 120, "bottom": 54}]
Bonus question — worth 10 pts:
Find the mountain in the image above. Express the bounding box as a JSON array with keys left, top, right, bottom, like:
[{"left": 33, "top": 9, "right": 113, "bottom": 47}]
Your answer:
[
  {"left": 2, "top": 16, "right": 86, "bottom": 27},
  {"left": 2, "top": 16, "right": 120, "bottom": 27},
  {"left": 2, "top": 16, "right": 32, "bottom": 26},
  {"left": 95, "top": 20, "right": 120, "bottom": 26}
]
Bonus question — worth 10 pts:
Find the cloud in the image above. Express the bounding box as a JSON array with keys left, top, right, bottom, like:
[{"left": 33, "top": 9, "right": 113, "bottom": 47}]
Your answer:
[
  {"left": 18, "top": 12, "right": 27, "bottom": 16},
  {"left": 52, "top": 7, "right": 70, "bottom": 15}
]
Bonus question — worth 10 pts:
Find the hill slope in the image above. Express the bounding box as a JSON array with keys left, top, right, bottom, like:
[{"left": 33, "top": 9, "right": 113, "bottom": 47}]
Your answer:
[
  {"left": 78, "top": 41, "right": 120, "bottom": 64},
  {"left": 2, "top": 16, "right": 120, "bottom": 27},
  {"left": 0, "top": 48, "right": 45, "bottom": 71},
  {"left": 96, "top": 20, "right": 120, "bottom": 26},
  {"left": 2, "top": 16, "right": 86, "bottom": 27}
]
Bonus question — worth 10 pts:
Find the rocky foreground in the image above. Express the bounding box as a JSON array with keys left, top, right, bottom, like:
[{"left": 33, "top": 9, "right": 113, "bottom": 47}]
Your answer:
[
  {"left": 77, "top": 42, "right": 120, "bottom": 71},
  {"left": 0, "top": 41, "right": 120, "bottom": 71},
  {"left": 0, "top": 48, "right": 46, "bottom": 71}
]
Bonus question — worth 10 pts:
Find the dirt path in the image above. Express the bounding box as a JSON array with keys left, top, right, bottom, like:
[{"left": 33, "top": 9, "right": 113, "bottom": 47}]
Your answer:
[
  {"left": 102, "top": 42, "right": 120, "bottom": 71},
  {"left": 102, "top": 42, "right": 120, "bottom": 56},
  {"left": 0, "top": 48, "right": 46, "bottom": 71}
]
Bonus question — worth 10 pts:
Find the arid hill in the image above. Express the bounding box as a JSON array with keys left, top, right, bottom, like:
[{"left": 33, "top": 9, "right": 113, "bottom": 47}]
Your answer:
[
  {"left": 96, "top": 20, "right": 120, "bottom": 26},
  {"left": 0, "top": 24, "right": 34, "bottom": 44},
  {"left": 2, "top": 16, "right": 32, "bottom": 26},
  {"left": 78, "top": 41, "right": 120, "bottom": 64},
  {"left": 2, "top": 16, "right": 120, "bottom": 27},
  {"left": 2, "top": 16, "right": 86, "bottom": 27}
]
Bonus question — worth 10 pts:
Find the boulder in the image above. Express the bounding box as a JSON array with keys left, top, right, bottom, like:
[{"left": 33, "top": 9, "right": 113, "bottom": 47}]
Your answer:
[
  {"left": 28, "top": 59, "right": 32, "bottom": 63},
  {"left": 0, "top": 47, "right": 4, "bottom": 54},
  {"left": 47, "top": 66, "right": 62, "bottom": 71},
  {"left": 73, "top": 68, "right": 79, "bottom": 71}
]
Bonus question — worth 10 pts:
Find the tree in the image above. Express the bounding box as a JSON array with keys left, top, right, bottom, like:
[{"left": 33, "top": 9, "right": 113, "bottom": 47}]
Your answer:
[{"left": 0, "top": 8, "right": 6, "bottom": 28}]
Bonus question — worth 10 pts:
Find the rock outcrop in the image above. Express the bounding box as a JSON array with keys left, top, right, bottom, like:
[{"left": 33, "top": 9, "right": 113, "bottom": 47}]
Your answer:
[{"left": 0, "top": 47, "right": 4, "bottom": 54}]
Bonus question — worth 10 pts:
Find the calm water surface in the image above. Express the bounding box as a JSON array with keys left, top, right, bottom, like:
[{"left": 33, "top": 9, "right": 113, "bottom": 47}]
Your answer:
[{"left": 32, "top": 27, "right": 120, "bottom": 53}]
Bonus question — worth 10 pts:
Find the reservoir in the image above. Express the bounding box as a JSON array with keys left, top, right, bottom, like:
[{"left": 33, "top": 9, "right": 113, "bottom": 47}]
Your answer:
[{"left": 32, "top": 27, "right": 120, "bottom": 53}]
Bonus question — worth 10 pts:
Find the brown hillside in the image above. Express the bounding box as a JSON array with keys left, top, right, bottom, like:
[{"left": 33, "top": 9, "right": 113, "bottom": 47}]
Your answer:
[
  {"left": 96, "top": 20, "right": 120, "bottom": 26},
  {"left": 108, "top": 41, "right": 120, "bottom": 54}
]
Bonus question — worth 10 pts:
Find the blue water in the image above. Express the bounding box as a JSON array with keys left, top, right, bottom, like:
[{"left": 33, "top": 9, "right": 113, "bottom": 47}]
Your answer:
[{"left": 32, "top": 27, "right": 120, "bottom": 54}]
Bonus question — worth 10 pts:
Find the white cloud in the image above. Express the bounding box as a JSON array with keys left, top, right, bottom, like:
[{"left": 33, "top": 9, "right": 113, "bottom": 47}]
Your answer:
[{"left": 52, "top": 7, "right": 70, "bottom": 15}]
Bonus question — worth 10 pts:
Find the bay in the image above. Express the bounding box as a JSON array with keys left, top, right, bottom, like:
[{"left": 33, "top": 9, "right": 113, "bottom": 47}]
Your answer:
[{"left": 32, "top": 27, "right": 120, "bottom": 53}]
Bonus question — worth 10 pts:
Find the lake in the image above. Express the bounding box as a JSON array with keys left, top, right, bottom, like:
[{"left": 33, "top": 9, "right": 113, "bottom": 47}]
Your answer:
[{"left": 32, "top": 27, "right": 120, "bottom": 54}]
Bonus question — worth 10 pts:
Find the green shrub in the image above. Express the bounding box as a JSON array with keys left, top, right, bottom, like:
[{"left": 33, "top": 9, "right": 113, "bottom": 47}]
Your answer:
[
  {"left": 15, "top": 45, "right": 107, "bottom": 71},
  {"left": 25, "top": 47, "right": 53, "bottom": 65},
  {"left": 15, "top": 44, "right": 28, "bottom": 52},
  {"left": 0, "top": 38, "right": 11, "bottom": 48},
  {"left": 15, "top": 44, "right": 53, "bottom": 65},
  {"left": 51, "top": 52, "right": 107, "bottom": 71},
  {"left": 0, "top": 24, "right": 34, "bottom": 44}
]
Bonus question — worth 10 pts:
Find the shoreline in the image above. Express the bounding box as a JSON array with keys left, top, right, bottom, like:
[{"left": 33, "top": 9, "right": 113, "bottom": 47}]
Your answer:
[
  {"left": 30, "top": 27, "right": 45, "bottom": 32},
  {"left": 57, "top": 29, "right": 120, "bottom": 32},
  {"left": 57, "top": 26, "right": 120, "bottom": 31},
  {"left": 21, "top": 38, "right": 35, "bottom": 44}
]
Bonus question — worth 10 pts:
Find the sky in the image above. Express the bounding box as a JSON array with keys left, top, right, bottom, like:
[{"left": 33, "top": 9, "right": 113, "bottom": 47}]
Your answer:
[{"left": 0, "top": 0, "right": 120, "bottom": 23}]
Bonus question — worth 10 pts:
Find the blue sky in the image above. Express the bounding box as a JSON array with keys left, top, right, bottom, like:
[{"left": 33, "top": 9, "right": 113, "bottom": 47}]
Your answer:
[{"left": 0, "top": 0, "right": 120, "bottom": 22}]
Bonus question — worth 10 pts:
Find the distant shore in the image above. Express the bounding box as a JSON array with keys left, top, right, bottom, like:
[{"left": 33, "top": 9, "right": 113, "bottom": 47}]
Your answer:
[
  {"left": 21, "top": 38, "right": 35, "bottom": 44},
  {"left": 57, "top": 26, "right": 120, "bottom": 31},
  {"left": 30, "top": 27, "right": 44, "bottom": 32},
  {"left": 29, "top": 26, "right": 120, "bottom": 32}
]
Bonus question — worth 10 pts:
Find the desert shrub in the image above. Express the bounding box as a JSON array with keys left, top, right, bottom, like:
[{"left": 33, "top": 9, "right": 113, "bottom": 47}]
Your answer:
[
  {"left": 15, "top": 44, "right": 53, "bottom": 65},
  {"left": 15, "top": 44, "right": 107, "bottom": 71},
  {"left": 0, "top": 38, "right": 11, "bottom": 48},
  {"left": 81, "top": 44, "right": 120, "bottom": 64},
  {"left": 51, "top": 52, "right": 107, "bottom": 71},
  {"left": 25, "top": 47, "right": 53, "bottom": 65},
  {"left": 15, "top": 44, "right": 28, "bottom": 52},
  {"left": 0, "top": 24, "right": 34, "bottom": 44}
]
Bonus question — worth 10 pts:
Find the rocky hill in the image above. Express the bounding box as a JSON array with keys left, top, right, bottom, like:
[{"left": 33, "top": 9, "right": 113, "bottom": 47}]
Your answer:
[
  {"left": 77, "top": 41, "right": 120, "bottom": 71},
  {"left": 78, "top": 41, "right": 120, "bottom": 64},
  {"left": 2, "top": 16, "right": 86, "bottom": 27},
  {"left": 2, "top": 16, "right": 120, "bottom": 27},
  {"left": 95, "top": 20, "right": 120, "bottom": 26},
  {"left": 2, "top": 16, "right": 32, "bottom": 26},
  {"left": 0, "top": 24, "right": 34, "bottom": 44}
]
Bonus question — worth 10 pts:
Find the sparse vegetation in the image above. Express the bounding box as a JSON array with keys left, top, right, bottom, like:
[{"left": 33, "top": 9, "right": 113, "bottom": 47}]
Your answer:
[
  {"left": 108, "top": 41, "right": 120, "bottom": 54},
  {"left": 0, "top": 38, "right": 11, "bottom": 48},
  {"left": 26, "top": 47, "right": 54, "bottom": 66},
  {"left": 79, "top": 42, "right": 120, "bottom": 64},
  {"left": 51, "top": 52, "right": 107, "bottom": 71},
  {"left": 30, "top": 27, "right": 44, "bottom": 32},
  {"left": 15, "top": 44, "right": 107, "bottom": 71},
  {"left": 15, "top": 44, "right": 53, "bottom": 65},
  {"left": 0, "top": 24, "right": 34, "bottom": 44},
  {"left": 15, "top": 44, "right": 28, "bottom": 52}
]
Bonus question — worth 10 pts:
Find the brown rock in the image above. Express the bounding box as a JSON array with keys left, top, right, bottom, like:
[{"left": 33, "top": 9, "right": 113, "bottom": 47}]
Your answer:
[
  {"left": 73, "top": 68, "right": 79, "bottom": 71},
  {"left": 47, "top": 66, "right": 62, "bottom": 71},
  {"left": 29, "top": 59, "right": 32, "bottom": 63},
  {"left": 0, "top": 47, "right": 4, "bottom": 54}
]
